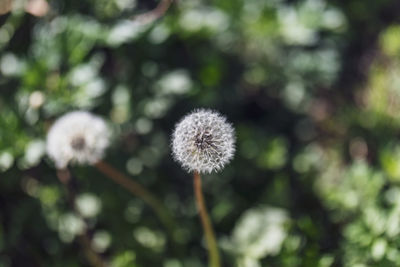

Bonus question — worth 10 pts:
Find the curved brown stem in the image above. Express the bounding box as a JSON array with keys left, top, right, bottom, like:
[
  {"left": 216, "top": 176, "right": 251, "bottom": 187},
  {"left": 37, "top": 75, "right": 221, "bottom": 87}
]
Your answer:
[
  {"left": 56, "top": 169, "right": 107, "bottom": 267},
  {"left": 94, "top": 161, "right": 176, "bottom": 242},
  {"left": 131, "top": 0, "right": 174, "bottom": 24},
  {"left": 79, "top": 234, "right": 107, "bottom": 267},
  {"left": 193, "top": 171, "right": 221, "bottom": 267},
  {"left": 0, "top": 0, "right": 12, "bottom": 15}
]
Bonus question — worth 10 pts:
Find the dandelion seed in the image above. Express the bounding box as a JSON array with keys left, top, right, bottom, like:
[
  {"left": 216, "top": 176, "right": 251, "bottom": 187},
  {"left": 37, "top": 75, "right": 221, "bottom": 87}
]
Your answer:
[
  {"left": 172, "top": 109, "right": 235, "bottom": 174},
  {"left": 46, "top": 111, "right": 111, "bottom": 169}
]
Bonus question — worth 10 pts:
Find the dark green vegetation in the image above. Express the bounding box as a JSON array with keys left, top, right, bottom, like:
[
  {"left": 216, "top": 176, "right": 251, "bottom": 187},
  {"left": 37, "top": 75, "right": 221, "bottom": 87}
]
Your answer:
[{"left": 2, "top": 0, "right": 400, "bottom": 266}]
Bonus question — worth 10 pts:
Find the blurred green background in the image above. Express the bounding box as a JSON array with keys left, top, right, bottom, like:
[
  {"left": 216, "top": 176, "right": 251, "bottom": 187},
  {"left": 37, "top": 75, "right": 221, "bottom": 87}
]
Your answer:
[{"left": 2, "top": 0, "right": 400, "bottom": 266}]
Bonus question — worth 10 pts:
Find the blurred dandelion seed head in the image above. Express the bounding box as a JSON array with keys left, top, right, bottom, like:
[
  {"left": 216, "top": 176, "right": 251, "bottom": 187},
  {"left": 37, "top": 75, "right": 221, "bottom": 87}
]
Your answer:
[
  {"left": 46, "top": 111, "right": 111, "bottom": 169},
  {"left": 171, "top": 109, "right": 235, "bottom": 174}
]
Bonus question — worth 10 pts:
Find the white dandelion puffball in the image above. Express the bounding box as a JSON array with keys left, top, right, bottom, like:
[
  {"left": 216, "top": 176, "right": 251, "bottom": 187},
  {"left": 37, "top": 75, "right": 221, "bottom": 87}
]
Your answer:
[
  {"left": 46, "top": 111, "right": 111, "bottom": 169},
  {"left": 172, "top": 109, "right": 236, "bottom": 174}
]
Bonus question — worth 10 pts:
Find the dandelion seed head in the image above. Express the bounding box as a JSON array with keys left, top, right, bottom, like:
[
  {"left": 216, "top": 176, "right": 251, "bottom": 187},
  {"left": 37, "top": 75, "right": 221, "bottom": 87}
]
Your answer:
[
  {"left": 172, "top": 109, "right": 235, "bottom": 174},
  {"left": 46, "top": 111, "right": 111, "bottom": 169}
]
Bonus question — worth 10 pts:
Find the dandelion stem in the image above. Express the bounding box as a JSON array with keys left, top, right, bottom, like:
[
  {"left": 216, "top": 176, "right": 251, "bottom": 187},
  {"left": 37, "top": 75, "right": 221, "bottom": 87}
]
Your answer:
[
  {"left": 193, "top": 171, "right": 221, "bottom": 267},
  {"left": 131, "top": 0, "right": 174, "bottom": 24},
  {"left": 56, "top": 169, "right": 106, "bottom": 267},
  {"left": 78, "top": 234, "right": 107, "bottom": 267},
  {"left": 94, "top": 161, "right": 177, "bottom": 243}
]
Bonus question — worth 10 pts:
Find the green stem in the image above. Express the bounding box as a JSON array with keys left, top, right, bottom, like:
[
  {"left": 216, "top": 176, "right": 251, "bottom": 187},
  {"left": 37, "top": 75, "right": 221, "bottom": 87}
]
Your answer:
[{"left": 193, "top": 171, "right": 221, "bottom": 267}]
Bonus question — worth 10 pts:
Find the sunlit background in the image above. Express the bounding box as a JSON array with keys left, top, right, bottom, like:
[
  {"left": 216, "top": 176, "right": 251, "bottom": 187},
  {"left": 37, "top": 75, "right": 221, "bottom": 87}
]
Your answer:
[{"left": 1, "top": 0, "right": 400, "bottom": 266}]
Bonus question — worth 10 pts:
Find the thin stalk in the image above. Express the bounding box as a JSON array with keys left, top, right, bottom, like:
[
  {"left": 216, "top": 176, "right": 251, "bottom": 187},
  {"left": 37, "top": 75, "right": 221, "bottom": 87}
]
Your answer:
[
  {"left": 79, "top": 234, "right": 107, "bottom": 267},
  {"left": 193, "top": 171, "right": 221, "bottom": 267},
  {"left": 94, "top": 161, "right": 176, "bottom": 242},
  {"left": 56, "top": 169, "right": 106, "bottom": 267},
  {"left": 131, "top": 0, "right": 174, "bottom": 24}
]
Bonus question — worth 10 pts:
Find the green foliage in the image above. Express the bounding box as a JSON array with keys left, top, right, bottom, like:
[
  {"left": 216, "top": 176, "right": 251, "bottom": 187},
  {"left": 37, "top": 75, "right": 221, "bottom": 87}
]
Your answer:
[{"left": 2, "top": 0, "right": 400, "bottom": 266}]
